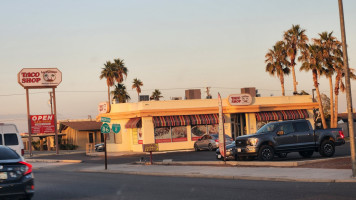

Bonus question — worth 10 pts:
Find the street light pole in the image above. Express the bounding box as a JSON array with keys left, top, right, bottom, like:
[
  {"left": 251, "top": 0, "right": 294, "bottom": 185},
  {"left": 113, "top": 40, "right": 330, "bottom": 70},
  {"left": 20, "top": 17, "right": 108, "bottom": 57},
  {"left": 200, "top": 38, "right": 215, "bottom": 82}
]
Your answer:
[{"left": 338, "top": 0, "right": 356, "bottom": 177}]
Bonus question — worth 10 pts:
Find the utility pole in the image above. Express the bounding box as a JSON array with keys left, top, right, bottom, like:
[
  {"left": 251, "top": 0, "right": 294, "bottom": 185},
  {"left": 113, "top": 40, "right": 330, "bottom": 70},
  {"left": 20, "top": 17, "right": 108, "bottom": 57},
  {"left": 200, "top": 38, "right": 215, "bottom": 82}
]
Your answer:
[{"left": 338, "top": 0, "right": 356, "bottom": 177}]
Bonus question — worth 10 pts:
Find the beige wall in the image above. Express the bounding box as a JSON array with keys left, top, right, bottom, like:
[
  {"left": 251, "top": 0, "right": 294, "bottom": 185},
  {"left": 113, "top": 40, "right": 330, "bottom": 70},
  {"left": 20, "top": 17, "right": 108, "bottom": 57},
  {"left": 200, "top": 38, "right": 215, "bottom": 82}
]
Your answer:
[{"left": 99, "top": 95, "right": 317, "bottom": 152}]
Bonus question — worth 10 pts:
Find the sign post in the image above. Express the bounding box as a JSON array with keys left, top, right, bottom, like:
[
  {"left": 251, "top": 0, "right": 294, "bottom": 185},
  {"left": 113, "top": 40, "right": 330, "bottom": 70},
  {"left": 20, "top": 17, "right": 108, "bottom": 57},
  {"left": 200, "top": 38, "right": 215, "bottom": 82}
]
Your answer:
[
  {"left": 18, "top": 68, "right": 62, "bottom": 157},
  {"left": 101, "top": 122, "right": 110, "bottom": 170},
  {"left": 218, "top": 93, "right": 226, "bottom": 163},
  {"left": 142, "top": 143, "right": 159, "bottom": 165}
]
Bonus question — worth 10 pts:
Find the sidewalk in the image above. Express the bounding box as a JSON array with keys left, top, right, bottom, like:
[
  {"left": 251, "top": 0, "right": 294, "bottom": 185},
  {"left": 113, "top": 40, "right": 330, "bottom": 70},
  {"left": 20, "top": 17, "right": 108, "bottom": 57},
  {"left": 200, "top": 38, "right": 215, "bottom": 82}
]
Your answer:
[{"left": 79, "top": 162, "right": 356, "bottom": 183}]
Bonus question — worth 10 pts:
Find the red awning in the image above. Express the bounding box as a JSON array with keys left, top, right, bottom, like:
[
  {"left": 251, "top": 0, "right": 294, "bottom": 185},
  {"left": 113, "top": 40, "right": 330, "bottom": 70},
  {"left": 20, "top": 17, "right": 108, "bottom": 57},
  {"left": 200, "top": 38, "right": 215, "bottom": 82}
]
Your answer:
[
  {"left": 125, "top": 118, "right": 142, "bottom": 128},
  {"left": 153, "top": 115, "right": 191, "bottom": 127},
  {"left": 190, "top": 114, "right": 219, "bottom": 125},
  {"left": 255, "top": 110, "right": 309, "bottom": 121}
]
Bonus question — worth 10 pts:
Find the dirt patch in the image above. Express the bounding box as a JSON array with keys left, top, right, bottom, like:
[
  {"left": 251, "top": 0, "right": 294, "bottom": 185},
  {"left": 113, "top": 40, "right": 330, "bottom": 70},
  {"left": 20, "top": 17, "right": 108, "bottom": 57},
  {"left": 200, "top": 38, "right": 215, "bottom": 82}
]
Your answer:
[{"left": 297, "top": 157, "right": 352, "bottom": 169}]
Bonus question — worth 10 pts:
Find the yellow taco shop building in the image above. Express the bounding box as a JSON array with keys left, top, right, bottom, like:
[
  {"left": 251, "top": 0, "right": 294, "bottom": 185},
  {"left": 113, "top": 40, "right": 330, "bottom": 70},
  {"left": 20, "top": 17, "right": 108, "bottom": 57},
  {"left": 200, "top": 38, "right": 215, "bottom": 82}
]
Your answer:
[{"left": 96, "top": 94, "right": 318, "bottom": 152}]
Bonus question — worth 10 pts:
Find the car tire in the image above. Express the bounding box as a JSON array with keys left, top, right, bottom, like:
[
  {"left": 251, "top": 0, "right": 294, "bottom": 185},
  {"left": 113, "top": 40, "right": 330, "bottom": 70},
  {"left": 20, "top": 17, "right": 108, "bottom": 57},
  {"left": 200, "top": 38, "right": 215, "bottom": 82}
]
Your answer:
[
  {"left": 208, "top": 143, "right": 213, "bottom": 151},
  {"left": 258, "top": 145, "right": 274, "bottom": 161},
  {"left": 299, "top": 150, "right": 314, "bottom": 158},
  {"left": 319, "top": 140, "right": 335, "bottom": 157},
  {"left": 194, "top": 144, "right": 200, "bottom": 152}
]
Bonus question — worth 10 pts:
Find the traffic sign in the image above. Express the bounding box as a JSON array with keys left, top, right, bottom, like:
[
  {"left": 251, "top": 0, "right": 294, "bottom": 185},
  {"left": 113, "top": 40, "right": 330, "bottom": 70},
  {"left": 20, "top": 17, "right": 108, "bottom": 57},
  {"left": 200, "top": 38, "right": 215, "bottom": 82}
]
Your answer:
[
  {"left": 101, "top": 117, "right": 111, "bottom": 123},
  {"left": 101, "top": 123, "right": 110, "bottom": 134},
  {"left": 112, "top": 124, "right": 121, "bottom": 134}
]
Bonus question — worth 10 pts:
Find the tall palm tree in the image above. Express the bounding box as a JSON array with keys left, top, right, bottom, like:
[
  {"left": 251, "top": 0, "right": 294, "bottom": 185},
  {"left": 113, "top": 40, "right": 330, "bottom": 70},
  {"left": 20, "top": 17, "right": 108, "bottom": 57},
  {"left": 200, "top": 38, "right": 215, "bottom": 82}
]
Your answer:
[
  {"left": 265, "top": 41, "right": 290, "bottom": 96},
  {"left": 111, "top": 83, "right": 131, "bottom": 103},
  {"left": 150, "top": 89, "right": 163, "bottom": 101},
  {"left": 299, "top": 44, "right": 328, "bottom": 129},
  {"left": 284, "top": 25, "right": 309, "bottom": 95},
  {"left": 99, "top": 61, "right": 117, "bottom": 111},
  {"left": 113, "top": 58, "right": 128, "bottom": 83},
  {"left": 314, "top": 31, "right": 340, "bottom": 127},
  {"left": 132, "top": 78, "right": 143, "bottom": 101}
]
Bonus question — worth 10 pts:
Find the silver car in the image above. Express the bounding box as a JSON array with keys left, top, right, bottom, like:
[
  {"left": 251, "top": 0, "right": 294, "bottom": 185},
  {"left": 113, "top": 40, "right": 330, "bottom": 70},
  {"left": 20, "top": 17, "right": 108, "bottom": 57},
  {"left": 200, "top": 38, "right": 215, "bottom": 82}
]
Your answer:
[{"left": 194, "top": 134, "right": 233, "bottom": 151}]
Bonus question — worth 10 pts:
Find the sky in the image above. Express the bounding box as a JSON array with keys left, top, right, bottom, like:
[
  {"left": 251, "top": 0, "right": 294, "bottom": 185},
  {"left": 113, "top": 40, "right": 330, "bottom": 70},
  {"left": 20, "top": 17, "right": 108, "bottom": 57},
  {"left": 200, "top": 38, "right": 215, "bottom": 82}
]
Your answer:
[{"left": 1, "top": 0, "right": 356, "bottom": 133}]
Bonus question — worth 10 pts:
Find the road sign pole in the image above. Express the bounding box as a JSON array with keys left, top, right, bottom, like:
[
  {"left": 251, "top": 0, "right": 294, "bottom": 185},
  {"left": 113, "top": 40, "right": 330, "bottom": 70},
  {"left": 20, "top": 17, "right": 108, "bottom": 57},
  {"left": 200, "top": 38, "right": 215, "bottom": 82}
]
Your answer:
[
  {"left": 26, "top": 89, "right": 32, "bottom": 157},
  {"left": 104, "top": 133, "right": 107, "bottom": 170}
]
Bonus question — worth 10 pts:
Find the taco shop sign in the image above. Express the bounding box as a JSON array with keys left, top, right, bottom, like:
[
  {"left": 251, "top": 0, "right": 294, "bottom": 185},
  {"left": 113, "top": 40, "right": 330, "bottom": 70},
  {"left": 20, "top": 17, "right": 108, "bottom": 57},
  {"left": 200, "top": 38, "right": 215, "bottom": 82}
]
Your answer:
[{"left": 18, "top": 68, "right": 62, "bottom": 88}]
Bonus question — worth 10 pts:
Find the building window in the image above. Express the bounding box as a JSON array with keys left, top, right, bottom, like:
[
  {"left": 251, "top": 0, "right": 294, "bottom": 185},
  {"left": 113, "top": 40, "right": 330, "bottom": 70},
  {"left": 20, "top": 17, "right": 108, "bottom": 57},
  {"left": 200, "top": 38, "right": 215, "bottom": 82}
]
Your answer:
[
  {"left": 191, "top": 125, "right": 207, "bottom": 141},
  {"left": 88, "top": 133, "right": 94, "bottom": 144},
  {"left": 171, "top": 126, "right": 187, "bottom": 142},
  {"left": 154, "top": 126, "right": 188, "bottom": 143}
]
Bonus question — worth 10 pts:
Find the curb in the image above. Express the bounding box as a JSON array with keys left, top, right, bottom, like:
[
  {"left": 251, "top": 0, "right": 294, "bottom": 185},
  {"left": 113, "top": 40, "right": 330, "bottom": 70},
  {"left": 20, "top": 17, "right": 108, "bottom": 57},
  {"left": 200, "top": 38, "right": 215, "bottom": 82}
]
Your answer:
[
  {"left": 79, "top": 168, "right": 356, "bottom": 183},
  {"left": 26, "top": 159, "right": 82, "bottom": 163}
]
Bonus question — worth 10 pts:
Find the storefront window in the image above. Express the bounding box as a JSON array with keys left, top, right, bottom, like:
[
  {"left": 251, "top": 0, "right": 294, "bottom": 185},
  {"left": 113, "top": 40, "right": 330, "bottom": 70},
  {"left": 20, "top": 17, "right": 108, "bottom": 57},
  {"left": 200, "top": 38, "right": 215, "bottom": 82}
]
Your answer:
[
  {"left": 208, "top": 124, "right": 219, "bottom": 134},
  {"left": 191, "top": 125, "right": 207, "bottom": 141},
  {"left": 154, "top": 127, "right": 172, "bottom": 143},
  {"left": 171, "top": 126, "right": 187, "bottom": 142}
]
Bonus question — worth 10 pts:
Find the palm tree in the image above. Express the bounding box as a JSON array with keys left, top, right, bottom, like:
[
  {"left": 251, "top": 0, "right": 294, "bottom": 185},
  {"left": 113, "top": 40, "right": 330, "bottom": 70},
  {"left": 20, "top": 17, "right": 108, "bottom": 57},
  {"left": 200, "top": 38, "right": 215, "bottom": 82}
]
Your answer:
[
  {"left": 113, "top": 58, "right": 128, "bottom": 83},
  {"left": 111, "top": 83, "right": 131, "bottom": 103},
  {"left": 132, "top": 78, "right": 143, "bottom": 101},
  {"left": 99, "top": 61, "right": 117, "bottom": 111},
  {"left": 265, "top": 41, "right": 290, "bottom": 96},
  {"left": 150, "top": 89, "right": 163, "bottom": 101},
  {"left": 299, "top": 44, "right": 328, "bottom": 129},
  {"left": 284, "top": 25, "right": 309, "bottom": 95},
  {"left": 314, "top": 32, "right": 340, "bottom": 127}
]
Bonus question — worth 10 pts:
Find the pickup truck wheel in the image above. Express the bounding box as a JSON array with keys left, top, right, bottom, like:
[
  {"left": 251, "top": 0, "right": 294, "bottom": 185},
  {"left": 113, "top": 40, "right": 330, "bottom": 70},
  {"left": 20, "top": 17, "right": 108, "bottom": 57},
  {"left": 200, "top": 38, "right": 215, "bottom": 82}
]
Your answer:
[
  {"left": 320, "top": 140, "right": 335, "bottom": 157},
  {"left": 258, "top": 145, "right": 274, "bottom": 161},
  {"left": 299, "top": 151, "right": 314, "bottom": 158}
]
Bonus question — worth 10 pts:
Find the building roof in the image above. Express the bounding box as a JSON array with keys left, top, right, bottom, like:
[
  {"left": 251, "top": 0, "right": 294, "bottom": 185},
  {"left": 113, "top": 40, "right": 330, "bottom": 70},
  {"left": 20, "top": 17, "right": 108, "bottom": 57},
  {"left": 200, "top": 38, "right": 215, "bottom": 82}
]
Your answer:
[
  {"left": 338, "top": 113, "right": 356, "bottom": 121},
  {"left": 59, "top": 121, "right": 102, "bottom": 132}
]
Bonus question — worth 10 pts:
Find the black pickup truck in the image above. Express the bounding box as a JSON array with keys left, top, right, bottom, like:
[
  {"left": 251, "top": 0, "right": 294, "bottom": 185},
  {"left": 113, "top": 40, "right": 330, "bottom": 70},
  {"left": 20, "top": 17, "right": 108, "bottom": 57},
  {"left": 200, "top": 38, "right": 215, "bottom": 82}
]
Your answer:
[{"left": 235, "top": 119, "right": 345, "bottom": 161}]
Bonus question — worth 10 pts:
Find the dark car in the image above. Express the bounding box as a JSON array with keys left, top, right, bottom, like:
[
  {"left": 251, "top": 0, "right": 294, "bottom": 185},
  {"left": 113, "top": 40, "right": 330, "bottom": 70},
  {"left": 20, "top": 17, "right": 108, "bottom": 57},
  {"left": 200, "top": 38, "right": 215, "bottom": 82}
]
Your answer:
[
  {"left": 95, "top": 143, "right": 104, "bottom": 152},
  {"left": 0, "top": 145, "right": 34, "bottom": 200},
  {"left": 216, "top": 141, "right": 237, "bottom": 161}
]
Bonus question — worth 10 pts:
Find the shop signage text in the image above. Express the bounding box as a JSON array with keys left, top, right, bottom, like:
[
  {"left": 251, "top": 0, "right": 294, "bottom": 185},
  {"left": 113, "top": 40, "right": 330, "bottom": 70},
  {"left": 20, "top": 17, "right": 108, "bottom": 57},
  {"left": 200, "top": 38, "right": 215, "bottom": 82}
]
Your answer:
[
  {"left": 228, "top": 94, "right": 253, "bottom": 106},
  {"left": 18, "top": 68, "right": 62, "bottom": 88},
  {"left": 98, "top": 102, "right": 109, "bottom": 114},
  {"left": 30, "top": 114, "right": 55, "bottom": 134}
]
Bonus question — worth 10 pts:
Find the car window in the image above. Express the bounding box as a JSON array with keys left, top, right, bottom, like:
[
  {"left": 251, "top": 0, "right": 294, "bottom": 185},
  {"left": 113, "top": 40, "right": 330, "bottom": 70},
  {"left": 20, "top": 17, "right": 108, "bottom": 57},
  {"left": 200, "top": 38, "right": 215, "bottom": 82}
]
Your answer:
[
  {"left": 278, "top": 123, "right": 295, "bottom": 134},
  {"left": 294, "top": 122, "right": 310, "bottom": 132},
  {"left": 256, "top": 123, "right": 278, "bottom": 134},
  {"left": 0, "top": 147, "right": 20, "bottom": 160},
  {"left": 207, "top": 135, "right": 213, "bottom": 139},
  {"left": 4, "top": 133, "right": 19, "bottom": 145},
  {"left": 201, "top": 135, "right": 207, "bottom": 140},
  {"left": 0, "top": 134, "right": 2, "bottom": 145}
]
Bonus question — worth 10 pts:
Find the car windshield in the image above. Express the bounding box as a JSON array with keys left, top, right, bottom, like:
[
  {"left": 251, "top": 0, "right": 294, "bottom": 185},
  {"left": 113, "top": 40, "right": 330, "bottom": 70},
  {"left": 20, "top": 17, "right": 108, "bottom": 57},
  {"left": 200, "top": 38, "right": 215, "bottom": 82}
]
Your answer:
[{"left": 256, "top": 123, "right": 279, "bottom": 134}]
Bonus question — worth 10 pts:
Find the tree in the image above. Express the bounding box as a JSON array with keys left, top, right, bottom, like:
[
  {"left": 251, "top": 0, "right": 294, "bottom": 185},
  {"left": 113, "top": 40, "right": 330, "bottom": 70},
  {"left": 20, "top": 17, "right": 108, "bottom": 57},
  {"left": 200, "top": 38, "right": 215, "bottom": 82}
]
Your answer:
[
  {"left": 113, "top": 58, "right": 128, "bottom": 83},
  {"left": 99, "top": 61, "right": 117, "bottom": 111},
  {"left": 299, "top": 44, "right": 328, "bottom": 129},
  {"left": 284, "top": 24, "right": 309, "bottom": 95},
  {"left": 150, "top": 89, "right": 163, "bottom": 101},
  {"left": 314, "top": 32, "right": 340, "bottom": 127},
  {"left": 111, "top": 83, "right": 131, "bottom": 103},
  {"left": 132, "top": 78, "right": 143, "bottom": 101},
  {"left": 265, "top": 41, "right": 290, "bottom": 96}
]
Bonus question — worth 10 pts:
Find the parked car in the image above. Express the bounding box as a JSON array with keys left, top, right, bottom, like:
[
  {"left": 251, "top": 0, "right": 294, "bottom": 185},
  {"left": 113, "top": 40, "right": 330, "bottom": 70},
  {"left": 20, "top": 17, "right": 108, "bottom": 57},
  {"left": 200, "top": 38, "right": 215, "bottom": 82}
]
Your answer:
[
  {"left": 194, "top": 134, "right": 233, "bottom": 151},
  {"left": 0, "top": 145, "right": 34, "bottom": 200},
  {"left": 216, "top": 141, "right": 237, "bottom": 160},
  {"left": 0, "top": 123, "right": 25, "bottom": 156},
  {"left": 95, "top": 143, "right": 104, "bottom": 152},
  {"left": 235, "top": 119, "right": 345, "bottom": 161}
]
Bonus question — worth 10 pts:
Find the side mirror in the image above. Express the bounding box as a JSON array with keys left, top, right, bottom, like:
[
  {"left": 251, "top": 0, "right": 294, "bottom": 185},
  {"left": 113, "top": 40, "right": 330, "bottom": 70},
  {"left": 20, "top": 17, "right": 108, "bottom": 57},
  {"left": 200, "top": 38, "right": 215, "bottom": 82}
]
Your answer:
[{"left": 277, "top": 130, "right": 284, "bottom": 136}]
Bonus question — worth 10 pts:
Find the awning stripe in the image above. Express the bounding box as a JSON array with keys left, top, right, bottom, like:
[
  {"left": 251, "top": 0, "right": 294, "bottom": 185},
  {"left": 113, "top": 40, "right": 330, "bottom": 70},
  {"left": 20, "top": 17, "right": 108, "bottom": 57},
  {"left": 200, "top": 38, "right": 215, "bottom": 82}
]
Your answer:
[
  {"left": 190, "top": 114, "right": 219, "bottom": 125},
  {"left": 255, "top": 110, "right": 309, "bottom": 121},
  {"left": 125, "top": 118, "right": 142, "bottom": 128},
  {"left": 153, "top": 114, "right": 219, "bottom": 127}
]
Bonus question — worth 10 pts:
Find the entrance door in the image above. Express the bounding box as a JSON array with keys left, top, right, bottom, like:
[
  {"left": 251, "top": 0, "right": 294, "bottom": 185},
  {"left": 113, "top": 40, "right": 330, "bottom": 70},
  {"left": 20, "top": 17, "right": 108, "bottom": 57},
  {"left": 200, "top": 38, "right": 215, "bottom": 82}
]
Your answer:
[{"left": 231, "top": 113, "right": 246, "bottom": 139}]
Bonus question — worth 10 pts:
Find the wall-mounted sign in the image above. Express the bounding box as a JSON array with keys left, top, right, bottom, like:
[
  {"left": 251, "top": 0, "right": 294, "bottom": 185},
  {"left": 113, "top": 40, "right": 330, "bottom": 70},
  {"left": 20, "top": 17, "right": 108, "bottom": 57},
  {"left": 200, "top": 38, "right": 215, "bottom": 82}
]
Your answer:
[
  {"left": 228, "top": 94, "right": 253, "bottom": 106},
  {"left": 18, "top": 68, "right": 62, "bottom": 88},
  {"left": 98, "top": 102, "right": 109, "bottom": 114},
  {"left": 30, "top": 114, "right": 55, "bottom": 134}
]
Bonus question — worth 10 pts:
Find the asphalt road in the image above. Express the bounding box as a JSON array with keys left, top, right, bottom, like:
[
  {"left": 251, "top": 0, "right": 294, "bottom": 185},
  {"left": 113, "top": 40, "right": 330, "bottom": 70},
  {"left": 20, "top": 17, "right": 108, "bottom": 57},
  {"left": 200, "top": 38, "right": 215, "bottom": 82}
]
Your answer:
[
  {"left": 32, "top": 141, "right": 352, "bottom": 164},
  {"left": 33, "top": 167, "right": 356, "bottom": 200}
]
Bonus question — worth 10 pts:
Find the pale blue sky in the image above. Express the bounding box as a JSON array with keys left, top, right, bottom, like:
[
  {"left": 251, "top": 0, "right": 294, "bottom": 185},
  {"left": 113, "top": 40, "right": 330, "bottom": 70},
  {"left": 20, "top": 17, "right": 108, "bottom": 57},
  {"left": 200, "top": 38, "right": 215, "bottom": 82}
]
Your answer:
[{"left": 1, "top": 0, "right": 355, "bottom": 132}]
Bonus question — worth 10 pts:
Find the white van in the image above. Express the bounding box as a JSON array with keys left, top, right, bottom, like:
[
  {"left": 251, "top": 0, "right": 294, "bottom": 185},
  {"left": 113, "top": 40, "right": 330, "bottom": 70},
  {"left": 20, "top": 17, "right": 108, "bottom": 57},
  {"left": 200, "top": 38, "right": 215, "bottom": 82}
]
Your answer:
[{"left": 0, "top": 123, "right": 24, "bottom": 156}]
